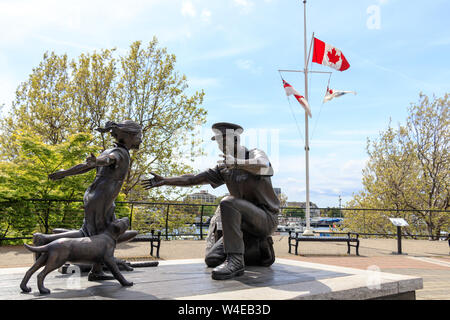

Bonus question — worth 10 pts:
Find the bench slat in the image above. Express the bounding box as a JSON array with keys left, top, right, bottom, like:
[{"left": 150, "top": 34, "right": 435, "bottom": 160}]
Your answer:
[
  {"left": 288, "top": 232, "right": 360, "bottom": 256},
  {"left": 294, "top": 237, "right": 358, "bottom": 241},
  {"left": 133, "top": 236, "right": 160, "bottom": 241}
]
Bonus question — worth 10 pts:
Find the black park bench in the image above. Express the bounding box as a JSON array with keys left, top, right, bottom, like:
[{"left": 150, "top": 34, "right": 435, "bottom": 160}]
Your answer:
[
  {"left": 288, "top": 231, "right": 360, "bottom": 256},
  {"left": 132, "top": 230, "right": 161, "bottom": 258}
]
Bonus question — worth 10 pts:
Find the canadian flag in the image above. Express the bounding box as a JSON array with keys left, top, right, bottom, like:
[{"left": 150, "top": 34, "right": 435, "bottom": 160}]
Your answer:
[
  {"left": 282, "top": 80, "right": 311, "bottom": 117},
  {"left": 312, "top": 37, "right": 350, "bottom": 72}
]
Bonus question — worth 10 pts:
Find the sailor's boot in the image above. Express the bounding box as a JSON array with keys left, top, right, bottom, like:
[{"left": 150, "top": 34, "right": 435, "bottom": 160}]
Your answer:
[
  {"left": 205, "top": 237, "right": 226, "bottom": 268},
  {"left": 211, "top": 253, "right": 245, "bottom": 280},
  {"left": 88, "top": 263, "right": 115, "bottom": 281}
]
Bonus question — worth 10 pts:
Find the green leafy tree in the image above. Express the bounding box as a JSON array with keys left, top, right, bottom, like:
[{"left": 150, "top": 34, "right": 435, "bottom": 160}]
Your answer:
[
  {"left": 0, "top": 52, "right": 73, "bottom": 160},
  {"left": 128, "top": 203, "right": 197, "bottom": 238},
  {"left": 0, "top": 37, "right": 207, "bottom": 243},
  {"left": 0, "top": 37, "right": 206, "bottom": 203},
  {"left": 283, "top": 207, "right": 305, "bottom": 218},
  {"left": 322, "top": 207, "right": 342, "bottom": 218},
  {"left": 112, "top": 38, "right": 206, "bottom": 200},
  {"left": 0, "top": 132, "right": 97, "bottom": 200},
  {"left": 0, "top": 132, "right": 98, "bottom": 239},
  {"left": 345, "top": 93, "right": 449, "bottom": 239},
  {"left": 69, "top": 48, "right": 117, "bottom": 149}
]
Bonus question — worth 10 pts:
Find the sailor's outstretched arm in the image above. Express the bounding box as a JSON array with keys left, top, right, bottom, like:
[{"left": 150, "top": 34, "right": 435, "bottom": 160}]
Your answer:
[{"left": 141, "top": 172, "right": 209, "bottom": 189}]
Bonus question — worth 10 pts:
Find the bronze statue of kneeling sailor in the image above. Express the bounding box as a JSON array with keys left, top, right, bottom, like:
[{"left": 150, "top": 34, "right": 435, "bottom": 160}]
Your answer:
[{"left": 142, "top": 122, "right": 279, "bottom": 280}]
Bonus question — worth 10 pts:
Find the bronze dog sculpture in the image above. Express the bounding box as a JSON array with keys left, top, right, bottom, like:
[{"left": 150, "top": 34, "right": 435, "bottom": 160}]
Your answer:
[{"left": 20, "top": 217, "right": 133, "bottom": 294}]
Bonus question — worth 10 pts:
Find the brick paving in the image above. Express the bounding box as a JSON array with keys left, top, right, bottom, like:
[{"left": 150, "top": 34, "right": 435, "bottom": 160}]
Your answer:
[{"left": 381, "top": 268, "right": 450, "bottom": 300}]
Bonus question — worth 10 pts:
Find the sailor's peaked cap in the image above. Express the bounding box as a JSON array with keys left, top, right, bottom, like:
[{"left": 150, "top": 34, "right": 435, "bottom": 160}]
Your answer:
[{"left": 211, "top": 122, "right": 243, "bottom": 141}]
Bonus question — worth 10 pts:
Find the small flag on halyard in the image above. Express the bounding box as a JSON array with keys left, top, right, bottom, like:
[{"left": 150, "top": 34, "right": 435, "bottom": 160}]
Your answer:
[
  {"left": 323, "top": 87, "right": 356, "bottom": 103},
  {"left": 312, "top": 37, "right": 350, "bottom": 71},
  {"left": 283, "top": 80, "right": 312, "bottom": 117}
]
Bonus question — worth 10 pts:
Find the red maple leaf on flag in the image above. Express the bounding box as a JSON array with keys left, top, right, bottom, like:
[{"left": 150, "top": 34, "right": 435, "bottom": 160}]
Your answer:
[{"left": 327, "top": 48, "right": 341, "bottom": 64}]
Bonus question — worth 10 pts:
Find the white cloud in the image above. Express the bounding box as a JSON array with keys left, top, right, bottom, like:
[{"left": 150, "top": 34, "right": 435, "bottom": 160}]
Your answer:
[
  {"left": 271, "top": 154, "right": 366, "bottom": 205},
  {"left": 235, "top": 59, "right": 262, "bottom": 74},
  {"left": 233, "top": 0, "right": 254, "bottom": 14},
  {"left": 181, "top": 0, "right": 196, "bottom": 17},
  {"left": 0, "top": 0, "right": 161, "bottom": 43},
  {"left": 236, "top": 59, "right": 252, "bottom": 70},
  {"left": 0, "top": 0, "right": 78, "bottom": 42},
  {"left": 201, "top": 9, "right": 212, "bottom": 23}
]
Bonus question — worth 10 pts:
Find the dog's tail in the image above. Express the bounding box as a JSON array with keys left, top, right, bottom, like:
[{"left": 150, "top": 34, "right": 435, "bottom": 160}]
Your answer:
[{"left": 24, "top": 243, "right": 49, "bottom": 253}]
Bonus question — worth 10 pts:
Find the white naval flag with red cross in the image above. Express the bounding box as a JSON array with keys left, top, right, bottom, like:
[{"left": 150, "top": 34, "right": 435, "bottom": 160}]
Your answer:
[
  {"left": 323, "top": 87, "right": 356, "bottom": 103},
  {"left": 312, "top": 37, "right": 350, "bottom": 72},
  {"left": 282, "top": 80, "right": 312, "bottom": 118}
]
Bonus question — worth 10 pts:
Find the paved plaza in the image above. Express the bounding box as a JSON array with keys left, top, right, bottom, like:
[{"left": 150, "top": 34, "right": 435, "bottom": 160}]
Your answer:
[{"left": 0, "top": 235, "right": 448, "bottom": 299}]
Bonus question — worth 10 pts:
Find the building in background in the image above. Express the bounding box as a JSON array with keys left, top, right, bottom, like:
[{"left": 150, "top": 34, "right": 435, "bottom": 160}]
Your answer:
[
  {"left": 185, "top": 190, "right": 217, "bottom": 204},
  {"left": 287, "top": 201, "right": 321, "bottom": 217}
]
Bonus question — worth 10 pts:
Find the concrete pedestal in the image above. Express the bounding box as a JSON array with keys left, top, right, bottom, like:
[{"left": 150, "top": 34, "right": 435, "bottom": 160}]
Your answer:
[{"left": 1, "top": 258, "right": 422, "bottom": 300}]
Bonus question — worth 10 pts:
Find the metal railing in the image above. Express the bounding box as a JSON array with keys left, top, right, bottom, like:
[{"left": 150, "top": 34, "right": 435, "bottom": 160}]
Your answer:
[
  {"left": 0, "top": 199, "right": 448, "bottom": 243},
  {"left": 0, "top": 199, "right": 219, "bottom": 242}
]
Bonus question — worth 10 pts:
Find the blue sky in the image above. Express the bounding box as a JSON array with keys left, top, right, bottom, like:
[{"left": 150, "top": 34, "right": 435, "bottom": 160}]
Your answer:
[{"left": 0, "top": 0, "right": 449, "bottom": 207}]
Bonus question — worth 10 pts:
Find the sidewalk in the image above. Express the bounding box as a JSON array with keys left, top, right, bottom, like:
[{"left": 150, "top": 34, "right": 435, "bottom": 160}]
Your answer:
[{"left": 1, "top": 235, "right": 448, "bottom": 299}]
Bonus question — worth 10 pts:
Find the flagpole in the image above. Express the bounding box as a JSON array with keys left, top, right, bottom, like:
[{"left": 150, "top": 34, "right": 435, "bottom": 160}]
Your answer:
[{"left": 302, "top": 0, "right": 314, "bottom": 236}]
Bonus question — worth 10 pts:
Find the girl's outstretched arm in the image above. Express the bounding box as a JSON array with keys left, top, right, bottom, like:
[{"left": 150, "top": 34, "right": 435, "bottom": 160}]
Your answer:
[{"left": 48, "top": 153, "right": 117, "bottom": 180}]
